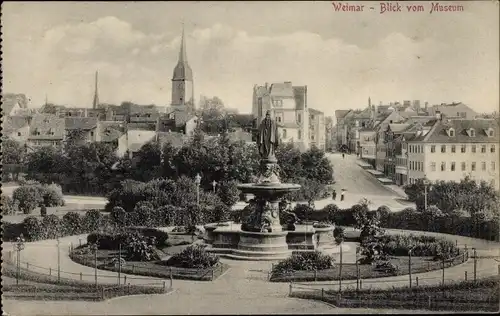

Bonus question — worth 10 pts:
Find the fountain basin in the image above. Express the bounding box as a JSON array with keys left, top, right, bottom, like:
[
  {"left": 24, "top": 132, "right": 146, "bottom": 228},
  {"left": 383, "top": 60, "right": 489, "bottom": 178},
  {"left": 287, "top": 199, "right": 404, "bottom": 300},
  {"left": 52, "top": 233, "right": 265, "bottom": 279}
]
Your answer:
[
  {"left": 203, "top": 222, "right": 337, "bottom": 261},
  {"left": 237, "top": 183, "right": 301, "bottom": 198}
]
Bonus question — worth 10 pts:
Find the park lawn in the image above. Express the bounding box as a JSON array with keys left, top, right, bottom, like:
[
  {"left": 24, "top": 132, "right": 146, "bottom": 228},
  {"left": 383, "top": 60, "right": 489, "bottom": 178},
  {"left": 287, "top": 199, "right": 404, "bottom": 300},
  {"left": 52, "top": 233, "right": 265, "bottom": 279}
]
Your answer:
[
  {"left": 160, "top": 233, "right": 196, "bottom": 256},
  {"left": 270, "top": 255, "right": 457, "bottom": 282}
]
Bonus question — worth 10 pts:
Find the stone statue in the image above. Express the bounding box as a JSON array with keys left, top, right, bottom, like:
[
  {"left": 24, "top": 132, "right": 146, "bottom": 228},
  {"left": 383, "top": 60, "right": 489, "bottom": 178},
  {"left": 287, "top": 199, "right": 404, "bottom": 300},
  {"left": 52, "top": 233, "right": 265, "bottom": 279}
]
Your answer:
[{"left": 257, "top": 110, "right": 279, "bottom": 160}]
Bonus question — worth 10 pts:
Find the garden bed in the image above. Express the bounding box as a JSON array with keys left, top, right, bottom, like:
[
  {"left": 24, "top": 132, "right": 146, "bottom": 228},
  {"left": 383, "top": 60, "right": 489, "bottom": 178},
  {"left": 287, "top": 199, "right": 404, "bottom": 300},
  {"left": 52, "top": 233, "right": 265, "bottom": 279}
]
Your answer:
[
  {"left": 290, "top": 277, "right": 499, "bottom": 312},
  {"left": 270, "top": 253, "right": 467, "bottom": 282}
]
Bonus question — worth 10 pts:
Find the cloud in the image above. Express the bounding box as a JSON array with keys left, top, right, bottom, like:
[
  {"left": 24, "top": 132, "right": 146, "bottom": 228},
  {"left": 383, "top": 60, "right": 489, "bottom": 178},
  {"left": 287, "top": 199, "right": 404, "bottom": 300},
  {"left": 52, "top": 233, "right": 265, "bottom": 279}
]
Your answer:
[{"left": 2, "top": 16, "right": 498, "bottom": 115}]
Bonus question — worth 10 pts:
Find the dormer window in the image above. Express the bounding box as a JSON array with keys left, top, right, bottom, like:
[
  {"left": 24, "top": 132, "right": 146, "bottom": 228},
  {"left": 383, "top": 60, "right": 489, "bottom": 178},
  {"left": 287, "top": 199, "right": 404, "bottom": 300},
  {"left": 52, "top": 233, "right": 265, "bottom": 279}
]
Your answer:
[
  {"left": 447, "top": 128, "right": 455, "bottom": 137},
  {"left": 487, "top": 128, "right": 494, "bottom": 137},
  {"left": 469, "top": 128, "right": 476, "bottom": 137}
]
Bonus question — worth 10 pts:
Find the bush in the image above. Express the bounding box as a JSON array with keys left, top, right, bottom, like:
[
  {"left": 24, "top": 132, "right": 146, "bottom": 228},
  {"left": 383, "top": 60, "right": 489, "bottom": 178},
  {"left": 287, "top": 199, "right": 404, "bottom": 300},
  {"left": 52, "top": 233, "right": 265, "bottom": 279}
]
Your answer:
[
  {"left": 42, "top": 214, "right": 62, "bottom": 239},
  {"left": 376, "top": 205, "right": 391, "bottom": 218},
  {"left": 110, "top": 206, "right": 126, "bottom": 227},
  {"left": 2, "top": 195, "right": 18, "bottom": 214},
  {"left": 272, "top": 251, "right": 335, "bottom": 275},
  {"left": 125, "top": 227, "right": 169, "bottom": 247},
  {"left": 13, "top": 186, "right": 43, "bottom": 214},
  {"left": 40, "top": 183, "right": 65, "bottom": 207},
  {"left": 133, "top": 203, "right": 155, "bottom": 227},
  {"left": 23, "top": 216, "right": 44, "bottom": 241},
  {"left": 379, "top": 234, "right": 459, "bottom": 258},
  {"left": 2, "top": 221, "right": 24, "bottom": 241},
  {"left": 124, "top": 231, "right": 160, "bottom": 261},
  {"left": 293, "top": 204, "right": 315, "bottom": 222},
  {"left": 217, "top": 180, "right": 241, "bottom": 207},
  {"left": 62, "top": 212, "right": 82, "bottom": 235},
  {"left": 165, "top": 245, "right": 219, "bottom": 269},
  {"left": 83, "top": 209, "right": 103, "bottom": 232}
]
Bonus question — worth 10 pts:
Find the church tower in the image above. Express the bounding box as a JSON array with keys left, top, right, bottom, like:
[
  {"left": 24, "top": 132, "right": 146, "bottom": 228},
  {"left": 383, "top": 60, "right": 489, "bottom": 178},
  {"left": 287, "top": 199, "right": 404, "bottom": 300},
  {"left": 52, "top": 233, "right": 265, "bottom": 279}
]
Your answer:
[
  {"left": 171, "top": 25, "right": 194, "bottom": 113},
  {"left": 92, "top": 70, "right": 100, "bottom": 109}
]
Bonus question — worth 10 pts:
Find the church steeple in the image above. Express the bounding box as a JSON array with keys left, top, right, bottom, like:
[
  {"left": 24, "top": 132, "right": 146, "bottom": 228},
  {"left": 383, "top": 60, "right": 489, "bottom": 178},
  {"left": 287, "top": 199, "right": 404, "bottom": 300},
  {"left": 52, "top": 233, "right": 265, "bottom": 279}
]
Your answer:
[
  {"left": 92, "top": 70, "right": 99, "bottom": 109},
  {"left": 171, "top": 24, "right": 194, "bottom": 113}
]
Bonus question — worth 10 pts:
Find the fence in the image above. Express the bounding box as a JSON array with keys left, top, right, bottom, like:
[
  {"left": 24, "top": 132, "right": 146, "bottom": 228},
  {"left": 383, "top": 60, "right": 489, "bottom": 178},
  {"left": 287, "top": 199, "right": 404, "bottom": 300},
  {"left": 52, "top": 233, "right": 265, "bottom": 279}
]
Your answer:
[
  {"left": 3, "top": 250, "right": 172, "bottom": 291},
  {"left": 288, "top": 284, "right": 498, "bottom": 312},
  {"left": 269, "top": 246, "right": 470, "bottom": 284}
]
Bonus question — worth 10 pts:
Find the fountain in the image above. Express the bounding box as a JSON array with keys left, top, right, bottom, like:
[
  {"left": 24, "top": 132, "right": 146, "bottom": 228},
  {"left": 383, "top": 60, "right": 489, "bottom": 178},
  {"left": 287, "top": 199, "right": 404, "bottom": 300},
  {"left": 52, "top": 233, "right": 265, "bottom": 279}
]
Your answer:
[{"left": 204, "top": 111, "right": 336, "bottom": 260}]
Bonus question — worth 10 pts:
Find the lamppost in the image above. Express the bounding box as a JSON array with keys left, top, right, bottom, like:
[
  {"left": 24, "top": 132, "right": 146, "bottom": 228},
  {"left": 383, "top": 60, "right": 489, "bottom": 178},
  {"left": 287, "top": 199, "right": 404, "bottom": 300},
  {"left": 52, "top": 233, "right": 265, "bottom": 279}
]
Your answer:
[
  {"left": 13, "top": 234, "right": 25, "bottom": 285},
  {"left": 57, "top": 237, "right": 61, "bottom": 283},
  {"left": 195, "top": 173, "right": 202, "bottom": 207},
  {"left": 212, "top": 180, "right": 217, "bottom": 193},
  {"left": 409, "top": 246, "right": 416, "bottom": 288},
  {"left": 91, "top": 243, "right": 98, "bottom": 287},
  {"left": 423, "top": 177, "right": 432, "bottom": 211}
]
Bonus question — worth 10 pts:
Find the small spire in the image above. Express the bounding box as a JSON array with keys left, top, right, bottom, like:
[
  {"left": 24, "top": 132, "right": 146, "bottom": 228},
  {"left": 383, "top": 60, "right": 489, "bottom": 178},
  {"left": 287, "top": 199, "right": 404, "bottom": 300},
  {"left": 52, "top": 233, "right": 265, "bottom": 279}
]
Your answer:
[
  {"left": 93, "top": 70, "right": 99, "bottom": 109},
  {"left": 45, "top": 94, "right": 48, "bottom": 106},
  {"left": 179, "top": 23, "right": 188, "bottom": 63}
]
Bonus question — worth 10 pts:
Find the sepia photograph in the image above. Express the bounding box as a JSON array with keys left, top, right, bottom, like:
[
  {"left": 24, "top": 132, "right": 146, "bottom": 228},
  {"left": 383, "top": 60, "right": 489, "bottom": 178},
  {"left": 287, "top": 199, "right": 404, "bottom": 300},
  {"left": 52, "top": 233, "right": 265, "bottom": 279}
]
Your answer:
[{"left": 1, "top": 1, "right": 499, "bottom": 315}]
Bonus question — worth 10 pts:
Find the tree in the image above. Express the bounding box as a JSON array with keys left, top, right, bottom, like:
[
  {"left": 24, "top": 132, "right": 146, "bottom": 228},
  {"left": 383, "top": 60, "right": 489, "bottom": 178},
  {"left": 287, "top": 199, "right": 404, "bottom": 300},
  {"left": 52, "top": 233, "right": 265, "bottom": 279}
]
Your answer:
[
  {"left": 42, "top": 214, "right": 62, "bottom": 239},
  {"left": 2, "top": 195, "right": 18, "bottom": 215},
  {"left": 276, "top": 142, "right": 303, "bottom": 182},
  {"left": 13, "top": 186, "right": 43, "bottom": 214},
  {"left": 2, "top": 138, "right": 26, "bottom": 180},
  {"left": 62, "top": 212, "right": 82, "bottom": 235},
  {"left": 83, "top": 209, "right": 103, "bottom": 232},
  {"left": 300, "top": 146, "right": 334, "bottom": 184},
  {"left": 65, "top": 129, "right": 88, "bottom": 148},
  {"left": 133, "top": 141, "right": 163, "bottom": 181},
  {"left": 110, "top": 206, "right": 127, "bottom": 228}
]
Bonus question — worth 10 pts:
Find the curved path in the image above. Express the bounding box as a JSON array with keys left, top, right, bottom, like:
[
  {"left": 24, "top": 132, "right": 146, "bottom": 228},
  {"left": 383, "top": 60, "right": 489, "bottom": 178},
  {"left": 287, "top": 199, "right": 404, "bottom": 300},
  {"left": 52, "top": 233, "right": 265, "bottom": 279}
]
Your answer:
[{"left": 3, "top": 228, "right": 499, "bottom": 315}]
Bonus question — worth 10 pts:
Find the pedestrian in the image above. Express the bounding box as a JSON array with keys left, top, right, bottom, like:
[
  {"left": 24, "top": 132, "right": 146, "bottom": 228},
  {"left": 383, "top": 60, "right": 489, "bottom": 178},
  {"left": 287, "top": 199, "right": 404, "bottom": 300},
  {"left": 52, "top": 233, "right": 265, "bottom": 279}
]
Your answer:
[
  {"left": 340, "top": 189, "right": 345, "bottom": 201},
  {"left": 342, "top": 153, "right": 345, "bottom": 159},
  {"left": 332, "top": 189, "right": 337, "bottom": 201}
]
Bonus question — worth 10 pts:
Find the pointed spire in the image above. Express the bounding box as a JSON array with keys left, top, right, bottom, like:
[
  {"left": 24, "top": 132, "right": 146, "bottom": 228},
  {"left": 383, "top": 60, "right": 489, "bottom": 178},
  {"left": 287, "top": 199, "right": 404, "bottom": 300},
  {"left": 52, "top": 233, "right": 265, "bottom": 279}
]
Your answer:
[
  {"left": 45, "top": 94, "right": 48, "bottom": 106},
  {"left": 93, "top": 70, "right": 99, "bottom": 109},
  {"left": 178, "top": 23, "right": 188, "bottom": 63}
]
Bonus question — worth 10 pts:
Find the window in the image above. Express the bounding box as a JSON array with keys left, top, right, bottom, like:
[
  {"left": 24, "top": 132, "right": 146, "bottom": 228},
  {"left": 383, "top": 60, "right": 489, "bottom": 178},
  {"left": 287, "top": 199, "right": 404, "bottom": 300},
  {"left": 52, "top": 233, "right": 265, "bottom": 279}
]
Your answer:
[
  {"left": 491, "top": 162, "right": 496, "bottom": 171},
  {"left": 441, "top": 162, "right": 446, "bottom": 171},
  {"left": 441, "top": 145, "right": 446, "bottom": 153},
  {"left": 431, "top": 145, "right": 436, "bottom": 153},
  {"left": 298, "top": 130, "right": 302, "bottom": 139},
  {"left": 283, "top": 129, "right": 287, "bottom": 138},
  {"left": 297, "top": 114, "right": 301, "bottom": 123},
  {"left": 430, "top": 162, "right": 436, "bottom": 171},
  {"left": 489, "top": 130, "right": 494, "bottom": 137},
  {"left": 472, "top": 145, "right": 476, "bottom": 153},
  {"left": 491, "top": 145, "right": 496, "bottom": 153},
  {"left": 451, "top": 145, "right": 456, "bottom": 153},
  {"left": 471, "top": 162, "right": 476, "bottom": 171},
  {"left": 461, "top": 162, "right": 466, "bottom": 171},
  {"left": 449, "top": 129, "right": 455, "bottom": 137},
  {"left": 17, "top": 132, "right": 21, "bottom": 136},
  {"left": 90, "top": 131, "right": 94, "bottom": 137},
  {"left": 461, "top": 145, "right": 466, "bottom": 153},
  {"left": 482, "top": 162, "right": 486, "bottom": 171},
  {"left": 311, "top": 135, "right": 315, "bottom": 140},
  {"left": 451, "top": 162, "right": 456, "bottom": 171},
  {"left": 470, "top": 129, "right": 476, "bottom": 137},
  {"left": 481, "top": 145, "right": 486, "bottom": 153},
  {"left": 277, "top": 116, "right": 282, "bottom": 123}
]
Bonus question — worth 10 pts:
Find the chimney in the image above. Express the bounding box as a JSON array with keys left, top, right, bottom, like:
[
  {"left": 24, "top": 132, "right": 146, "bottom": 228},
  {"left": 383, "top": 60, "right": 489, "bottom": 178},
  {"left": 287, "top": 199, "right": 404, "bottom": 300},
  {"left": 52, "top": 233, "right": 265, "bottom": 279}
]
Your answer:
[
  {"left": 436, "top": 111, "right": 442, "bottom": 120},
  {"left": 84, "top": 108, "right": 88, "bottom": 117},
  {"left": 424, "top": 102, "right": 429, "bottom": 110},
  {"left": 304, "top": 85, "right": 308, "bottom": 109},
  {"left": 265, "top": 82, "right": 269, "bottom": 90}
]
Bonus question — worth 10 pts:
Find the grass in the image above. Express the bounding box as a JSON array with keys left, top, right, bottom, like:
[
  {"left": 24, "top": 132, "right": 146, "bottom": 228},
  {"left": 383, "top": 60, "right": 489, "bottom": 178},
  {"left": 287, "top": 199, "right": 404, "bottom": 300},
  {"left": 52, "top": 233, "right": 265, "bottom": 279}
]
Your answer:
[
  {"left": 70, "top": 236, "right": 228, "bottom": 281},
  {"left": 270, "top": 254, "right": 466, "bottom": 282},
  {"left": 3, "top": 204, "right": 105, "bottom": 223},
  {"left": 291, "top": 277, "right": 499, "bottom": 312}
]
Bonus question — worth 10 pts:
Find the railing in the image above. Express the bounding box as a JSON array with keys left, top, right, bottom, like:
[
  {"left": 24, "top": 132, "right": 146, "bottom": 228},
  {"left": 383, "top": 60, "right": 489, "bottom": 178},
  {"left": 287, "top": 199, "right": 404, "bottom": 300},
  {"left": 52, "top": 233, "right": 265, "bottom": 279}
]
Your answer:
[
  {"left": 288, "top": 278, "right": 499, "bottom": 312},
  {"left": 269, "top": 248, "right": 469, "bottom": 283}
]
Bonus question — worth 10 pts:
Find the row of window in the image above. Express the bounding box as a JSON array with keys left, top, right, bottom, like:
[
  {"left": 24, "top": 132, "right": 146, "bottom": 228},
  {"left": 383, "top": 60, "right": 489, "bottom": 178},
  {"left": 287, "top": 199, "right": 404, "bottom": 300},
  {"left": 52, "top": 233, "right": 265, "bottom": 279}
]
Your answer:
[
  {"left": 429, "top": 161, "right": 496, "bottom": 172},
  {"left": 409, "top": 177, "right": 496, "bottom": 187},
  {"left": 408, "top": 144, "right": 497, "bottom": 154},
  {"left": 430, "top": 144, "right": 496, "bottom": 154}
]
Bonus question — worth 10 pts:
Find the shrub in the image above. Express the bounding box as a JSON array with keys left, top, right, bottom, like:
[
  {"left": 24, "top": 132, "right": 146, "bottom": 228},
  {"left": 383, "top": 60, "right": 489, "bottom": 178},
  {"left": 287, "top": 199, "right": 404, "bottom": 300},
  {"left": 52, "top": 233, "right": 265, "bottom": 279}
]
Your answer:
[
  {"left": 42, "top": 214, "right": 62, "bottom": 239},
  {"left": 293, "top": 204, "right": 315, "bottom": 222},
  {"left": 83, "top": 209, "right": 103, "bottom": 232},
  {"left": 23, "top": 216, "right": 44, "bottom": 241},
  {"left": 378, "top": 234, "right": 459, "bottom": 258},
  {"left": 2, "top": 195, "right": 18, "bottom": 214},
  {"left": 124, "top": 231, "right": 160, "bottom": 261},
  {"left": 13, "top": 186, "right": 43, "bottom": 214},
  {"left": 323, "top": 204, "right": 340, "bottom": 222},
  {"left": 133, "top": 203, "right": 155, "bottom": 227},
  {"left": 157, "top": 205, "right": 183, "bottom": 226},
  {"left": 125, "top": 227, "right": 169, "bottom": 247},
  {"left": 164, "top": 245, "right": 219, "bottom": 269},
  {"left": 376, "top": 205, "right": 391, "bottom": 218},
  {"left": 272, "top": 251, "right": 335, "bottom": 274},
  {"left": 2, "top": 221, "right": 24, "bottom": 241},
  {"left": 40, "top": 183, "right": 65, "bottom": 207},
  {"left": 110, "top": 206, "right": 126, "bottom": 227},
  {"left": 62, "top": 212, "right": 82, "bottom": 235}
]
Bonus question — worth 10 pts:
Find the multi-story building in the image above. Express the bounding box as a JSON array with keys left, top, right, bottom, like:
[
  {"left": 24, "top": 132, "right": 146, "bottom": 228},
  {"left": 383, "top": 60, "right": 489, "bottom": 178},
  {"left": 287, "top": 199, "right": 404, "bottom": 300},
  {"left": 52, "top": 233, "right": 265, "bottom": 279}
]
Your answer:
[
  {"left": 252, "top": 81, "right": 315, "bottom": 151},
  {"left": 325, "top": 116, "right": 334, "bottom": 151},
  {"left": 374, "top": 110, "right": 407, "bottom": 172},
  {"left": 65, "top": 117, "right": 99, "bottom": 144},
  {"left": 27, "top": 114, "right": 65, "bottom": 151},
  {"left": 2, "top": 93, "right": 29, "bottom": 116},
  {"left": 334, "top": 109, "right": 352, "bottom": 150},
  {"left": 309, "top": 108, "right": 325, "bottom": 150},
  {"left": 359, "top": 128, "right": 377, "bottom": 164},
  {"left": 406, "top": 117, "right": 499, "bottom": 190}
]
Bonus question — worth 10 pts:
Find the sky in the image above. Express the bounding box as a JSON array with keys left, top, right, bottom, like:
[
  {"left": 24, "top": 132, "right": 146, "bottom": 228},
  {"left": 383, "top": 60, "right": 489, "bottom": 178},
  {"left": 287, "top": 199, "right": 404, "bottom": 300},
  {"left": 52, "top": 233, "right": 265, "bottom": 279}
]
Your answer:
[{"left": 2, "top": 1, "right": 499, "bottom": 117}]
